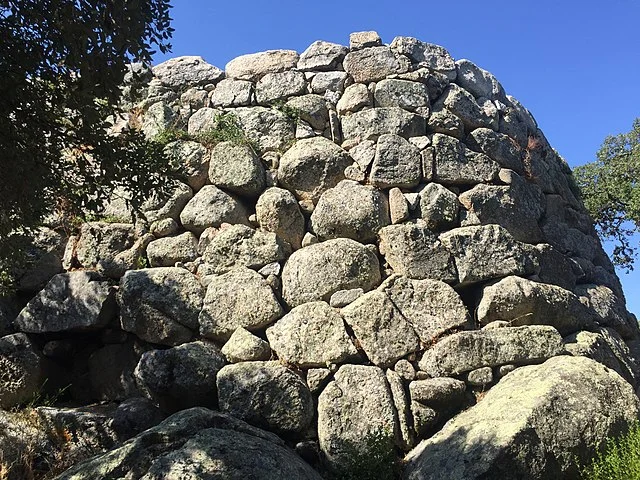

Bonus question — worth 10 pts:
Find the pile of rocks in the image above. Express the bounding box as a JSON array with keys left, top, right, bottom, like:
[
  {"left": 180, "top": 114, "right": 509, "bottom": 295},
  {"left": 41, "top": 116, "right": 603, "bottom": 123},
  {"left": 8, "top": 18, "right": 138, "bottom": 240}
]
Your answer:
[{"left": 1, "top": 31, "right": 639, "bottom": 479}]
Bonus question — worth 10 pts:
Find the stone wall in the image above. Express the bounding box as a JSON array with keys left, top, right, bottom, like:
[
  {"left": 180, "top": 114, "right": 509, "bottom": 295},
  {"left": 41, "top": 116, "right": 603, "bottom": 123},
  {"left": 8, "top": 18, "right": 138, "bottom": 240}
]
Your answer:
[{"left": 2, "top": 31, "right": 640, "bottom": 479}]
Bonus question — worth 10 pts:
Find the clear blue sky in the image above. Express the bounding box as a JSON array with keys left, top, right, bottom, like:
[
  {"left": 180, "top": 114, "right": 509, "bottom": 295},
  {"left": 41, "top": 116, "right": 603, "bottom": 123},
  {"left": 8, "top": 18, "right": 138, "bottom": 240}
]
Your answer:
[{"left": 154, "top": 0, "right": 640, "bottom": 314}]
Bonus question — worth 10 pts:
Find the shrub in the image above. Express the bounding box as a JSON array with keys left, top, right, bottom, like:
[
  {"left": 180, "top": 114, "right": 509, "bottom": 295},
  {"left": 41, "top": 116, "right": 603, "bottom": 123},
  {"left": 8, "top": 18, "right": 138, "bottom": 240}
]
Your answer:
[{"left": 580, "top": 421, "right": 640, "bottom": 480}]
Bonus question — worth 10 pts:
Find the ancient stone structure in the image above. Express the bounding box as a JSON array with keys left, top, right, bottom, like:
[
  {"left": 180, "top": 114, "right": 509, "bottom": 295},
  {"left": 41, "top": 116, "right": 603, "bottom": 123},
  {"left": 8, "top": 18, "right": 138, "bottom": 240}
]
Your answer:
[{"left": 1, "top": 31, "right": 639, "bottom": 479}]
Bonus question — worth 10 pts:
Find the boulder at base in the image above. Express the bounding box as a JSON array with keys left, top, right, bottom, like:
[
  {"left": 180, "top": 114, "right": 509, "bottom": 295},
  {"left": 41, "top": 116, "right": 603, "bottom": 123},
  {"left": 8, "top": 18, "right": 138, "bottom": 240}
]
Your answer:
[{"left": 403, "top": 356, "right": 640, "bottom": 480}]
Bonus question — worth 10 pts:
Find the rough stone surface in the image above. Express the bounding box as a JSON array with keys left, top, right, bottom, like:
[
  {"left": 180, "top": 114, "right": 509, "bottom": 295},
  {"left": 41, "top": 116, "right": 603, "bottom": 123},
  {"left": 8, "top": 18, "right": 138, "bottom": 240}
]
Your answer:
[
  {"left": 419, "top": 325, "right": 565, "bottom": 376},
  {"left": 466, "top": 366, "right": 494, "bottom": 387},
  {"left": 146, "top": 232, "right": 199, "bottom": 267},
  {"left": 199, "top": 267, "right": 283, "bottom": 341},
  {"left": 221, "top": 327, "right": 272, "bottom": 363},
  {"left": 286, "top": 94, "right": 329, "bottom": 130},
  {"left": 390, "top": 37, "right": 456, "bottom": 79},
  {"left": 341, "top": 107, "right": 426, "bottom": 141},
  {"left": 267, "top": 301, "right": 357, "bottom": 367},
  {"left": 256, "top": 187, "right": 306, "bottom": 249},
  {"left": 374, "top": 79, "right": 430, "bottom": 112},
  {"left": 431, "top": 133, "right": 500, "bottom": 184},
  {"left": 298, "top": 40, "right": 348, "bottom": 71},
  {"left": 179, "top": 185, "right": 249, "bottom": 235},
  {"left": 153, "top": 56, "right": 223, "bottom": 88},
  {"left": 281, "top": 238, "right": 381, "bottom": 307},
  {"left": 371, "top": 134, "right": 422, "bottom": 188},
  {"left": 74, "top": 222, "right": 136, "bottom": 277},
  {"left": 336, "top": 83, "right": 371, "bottom": 114},
  {"left": 310, "top": 180, "right": 390, "bottom": 242},
  {"left": 468, "top": 127, "right": 524, "bottom": 172},
  {"left": 208, "top": 141, "right": 266, "bottom": 196},
  {"left": 455, "top": 59, "right": 503, "bottom": 100},
  {"left": 409, "top": 377, "right": 466, "bottom": 408},
  {"left": 577, "top": 284, "right": 638, "bottom": 339},
  {"left": 163, "top": 140, "right": 209, "bottom": 191},
  {"left": 343, "top": 46, "right": 402, "bottom": 83},
  {"left": 14, "top": 271, "right": 115, "bottom": 333},
  {"left": 217, "top": 361, "right": 314, "bottom": 434},
  {"left": 0, "top": 334, "right": 46, "bottom": 409},
  {"left": 387, "top": 369, "right": 415, "bottom": 450},
  {"left": 330, "top": 288, "right": 364, "bottom": 307},
  {"left": 350, "top": 31, "right": 382, "bottom": 50},
  {"left": 256, "top": 70, "right": 307, "bottom": 105},
  {"left": 119, "top": 268, "right": 204, "bottom": 346},
  {"left": 88, "top": 342, "right": 143, "bottom": 401},
  {"left": 209, "top": 78, "right": 253, "bottom": 107},
  {"left": 419, "top": 183, "right": 459, "bottom": 230},
  {"left": 225, "top": 50, "right": 299, "bottom": 81},
  {"left": 404, "top": 356, "right": 640, "bottom": 480},
  {"left": 234, "top": 106, "right": 295, "bottom": 152}
]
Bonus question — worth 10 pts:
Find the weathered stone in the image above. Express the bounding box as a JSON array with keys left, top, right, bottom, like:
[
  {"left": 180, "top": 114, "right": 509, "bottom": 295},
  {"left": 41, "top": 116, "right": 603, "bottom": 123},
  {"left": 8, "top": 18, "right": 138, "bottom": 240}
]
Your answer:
[
  {"left": 298, "top": 41, "right": 348, "bottom": 71},
  {"left": 282, "top": 238, "right": 381, "bottom": 307},
  {"left": 387, "top": 369, "right": 414, "bottom": 450},
  {"left": 221, "top": 327, "right": 272, "bottom": 363},
  {"left": 381, "top": 275, "right": 469, "bottom": 344},
  {"left": 208, "top": 141, "right": 266, "bottom": 196},
  {"left": 411, "top": 402, "right": 438, "bottom": 439},
  {"left": 0, "top": 334, "right": 46, "bottom": 409},
  {"left": 217, "top": 361, "right": 314, "bottom": 434},
  {"left": 225, "top": 50, "right": 299, "bottom": 81},
  {"left": 153, "top": 56, "right": 223, "bottom": 88},
  {"left": 310, "top": 180, "right": 390, "bottom": 242},
  {"left": 57, "top": 408, "right": 322, "bottom": 480},
  {"left": 419, "top": 183, "right": 459, "bottom": 230},
  {"left": 374, "top": 79, "right": 429, "bottom": 112},
  {"left": 427, "top": 108, "right": 465, "bottom": 139},
  {"left": 455, "top": 59, "right": 504, "bottom": 100},
  {"left": 371, "top": 134, "right": 422, "bottom": 188},
  {"left": 163, "top": 140, "right": 209, "bottom": 191},
  {"left": 111, "top": 397, "right": 165, "bottom": 440},
  {"left": 139, "top": 181, "right": 194, "bottom": 223},
  {"left": 350, "top": 31, "right": 382, "bottom": 50},
  {"left": 180, "top": 87, "right": 208, "bottom": 109},
  {"left": 390, "top": 37, "right": 456, "bottom": 79},
  {"left": 409, "top": 377, "right": 466, "bottom": 409},
  {"left": 14, "top": 227, "right": 65, "bottom": 292},
  {"left": 187, "top": 107, "right": 222, "bottom": 135},
  {"left": 256, "top": 70, "right": 307, "bottom": 105},
  {"left": 477, "top": 276, "right": 596, "bottom": 336},
  {"left": 255, "top": 187, "right": 305, "bottom": 250},
  {"left": 142, "top": 101, "right": 174, "bottom": 138},
  {"left": 234, "top": 106, "right": 295, "bottom": 152},
  {"left": 88, "top": 342, "right": 143, "bottom": 401},
  {"left": 266, "top": 301, "right": 357, "bottom": 368},
  {"left": 210, "top": 78, "right": 253, "bottom": 107},
  {"left": 286, "top": 94, "right": 329, "bottom": 130},
  {"left": 199, "top": 267, "right": 282, "bottom": 341},
  {"left": 576, "top": 284, "right": 638, "bottom": 339},
  {"left": 180, "top": 185, "right": 249, "bottom": 235},
  {"left": 146, "top": 232, "right": 198, "bottom": 267},
  {"left": 343, "top": 46, "right": 402, "bottom": 83},
  {"left": 439, "top": 225, "right": 536, "bottom": 285},
  {"left": 431, "top": 133, "right": 500, "bottom": 184},
  {"left": 468, "top": 127, "right": 523, "bottom": 172},
  {"left": 318, "top": 365, "right": 397, "bottom": 471},
  {"left": 74, "top": 222, "right": 136, "bottom": 276},
  {"left": 307, "top": 368, "right": 331, "bottom": 394},
  {"left": 533, "top": 243, "right": 579, "bottom": 291},
  {"left": 119, "top": 267, "right": 204, "bottom": 346},
  {"left": 466, "top": 366, "right": 494, "bottom": 387},
  {"left": 201, "top": 224, "right": 289, "bottom": 274},
  {"left": 278, "top": 136, "right": 353, "bottom": 205},
  {"left": 342, "top": 107, "right": 426, "bottom": 141},
  {"left": 134, "top": 341, "right": 225, "bottom": 412},
  {"left": 418, "top": 325, "right": 564, "bottom": 376},
  {"left": 403, "top": 356, "right": 640, "bottom": 480},
  {"left": 14, "top": 271, "right": 115, "bottom": 333},
  {"left": 389, "top": 187, "right": 410, "bottom": 223},
  {"left": 458, "top": 175, "right": 545, "bottom": 242},
  {"left": 330, "top": 288, "right": 364, "bottom": 308},
  {"left": 437, "top": 84, "right": 498, "bottom": 130},
  {"left": 378, "top": 222, "right": 457, "bottom": 283},
  {"left": 336, "top": 83, "right": 371, "bottom": 114}
]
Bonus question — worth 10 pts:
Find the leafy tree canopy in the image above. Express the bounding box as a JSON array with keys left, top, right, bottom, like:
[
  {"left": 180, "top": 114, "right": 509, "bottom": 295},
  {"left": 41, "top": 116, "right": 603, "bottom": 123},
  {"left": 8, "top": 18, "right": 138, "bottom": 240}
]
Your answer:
[
  {"left": 574, "top": 118, "right": 640, "bottom": 271},
  {"left": 0, "top": 0, "right": 175, "bottom": 290}
]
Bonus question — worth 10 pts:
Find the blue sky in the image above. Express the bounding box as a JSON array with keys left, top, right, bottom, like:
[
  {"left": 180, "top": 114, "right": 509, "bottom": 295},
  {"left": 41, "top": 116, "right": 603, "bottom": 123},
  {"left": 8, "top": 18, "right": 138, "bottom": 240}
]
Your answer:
[{"left": 154, "top": 0, "right": 640, "bottom": 313}]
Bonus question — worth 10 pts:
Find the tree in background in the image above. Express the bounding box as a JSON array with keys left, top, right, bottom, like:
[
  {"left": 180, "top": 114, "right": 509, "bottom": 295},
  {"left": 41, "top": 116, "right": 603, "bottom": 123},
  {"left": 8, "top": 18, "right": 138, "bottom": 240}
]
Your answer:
[
  {"left": 0, "top": 0, "right": 175, "bottom": 291},
  {"left": 574, "top": 118, "right": 640, "bottom": 271}
]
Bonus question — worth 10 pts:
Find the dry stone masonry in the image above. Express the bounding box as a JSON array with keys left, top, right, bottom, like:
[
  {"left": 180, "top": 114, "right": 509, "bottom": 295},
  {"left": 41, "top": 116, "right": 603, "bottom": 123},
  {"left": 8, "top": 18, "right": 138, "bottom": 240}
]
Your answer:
[{"left": 1, "top": 31, "right": 640, "bottom": 479}]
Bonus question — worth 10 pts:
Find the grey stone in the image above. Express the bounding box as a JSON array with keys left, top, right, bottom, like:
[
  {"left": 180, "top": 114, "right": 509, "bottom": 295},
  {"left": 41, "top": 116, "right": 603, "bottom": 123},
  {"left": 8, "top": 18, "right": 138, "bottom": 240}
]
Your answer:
[
  {"left": 395, "top": 359, "right": 417, "bottom": 381},
  {"left": 307, "top": 368, "right": 331, "bottom": 394},
  {"left": 371, "top": 134, "right": 422, "bottom": 188},
  {"left": 466, "top": 366, "right": 494, "bottom": 387},
  {"left": 387, "top": 369, "right": 414, "bottom": 450},
  {"left": 330, "top": 288, "right": 364, "bottom": 308},
  {"left": 389, "top": 187, "right": 410, "bottom": 224},
  {"left": 88, "top": 341, "right": 143, "bottom": 401},
  {"left": 134, "top": 341, "right": 226, "bottom": 412},
  {"left": 439, "top": 225, "right": 536, "bottom": 285},
  {"left": 286, "top": 94, "right": 329, "bottom": 130},
  {"left": 341, "top": 290, "right": 419, "bottom": 367},
  {"left": 0, "top": 334, "right": 46, "bottom": 409},
  {"left": 256, "top": 187, "right": 305, "bottom": 249},
  {"left": 74, "top": 222, "right": 135, "bottom": 275},
  {"left": 153, "top": 56, "right": 224, "bottom": 88},
  {"left": 350, "top": 31, "right": 383, "bottom": 50},
  {"left": 431, "top": 133, "right": 500, "bottom": 184},
  {"left": 455, "top": 59, "right": 504, "bottom": 100},
  {"left": 278, "top": 136, "right": 353, "bottom": 206},
  {"left": 381, "top": 275, "right": 470, "bottom": 344},
  {"left": 208, "top": 141, "right": 266, "bottom": 196},
  {"left": 534, "top": 243, "right": 579, "bottom": 291},
  {"left": 112, "top": 397, "right": 165, "bottom": 440},
  {"left": 403, "top": 356, "right": 640, "bottom": 480},
  {"left": 409, "top": 377, "right": 466, "bottom": 408},
  {"left": 139, "top": 181, "right": 194, "bottom": 223},
  {"left": 318, "top": 365, "right": 398, "bottom": 471},
  {"left": 336, "top": 83, "right": 371, "bottom": 114},
  {"left": 343, "top": 46, "right": 403, "bottom": 83},
  {"left": 348, "top": 139, "right": 376, "bottom": 170},
  {"left": 302, "top": 232, "right": 318, "bottom": 247},
  {"left": 427, "top": 108, "right": 465, "bottom": 139},
  {"left": 419, "top": 183, "right": 459, "bottom": 230},
  {"left": 411, "top": 402, "right": 438, "bottom": 439},
  {"left": 210, "top": 78, "right": 253, "bottom": 107},
  {"left": 142, "top": 101, "right": 174, "bottom": 138},
  {"left": 374, "top": 79, "right": 430, "bottom": 112},
  {"left": 57, "top": 408, "right": 322, "bottom": 480},
  {"left": 187, "top": 107, "right": 222, "bottom": 135},
  {"left": 437, "top": 84, "right": 498, "bottom": 131},
  {"left": 310, "top": 180, "right": 390, "bottom": 242},
  {"left": 225, "top": 49, "right": 299, "bottom": 81},
  {"left": 389, "top": 37, "right": 456, "bottom": 79},
  {"left": 468, "top": 127, "right": 524, "bottom": 172},
  {"left": 342, "top": 107, "right": 426, "bottom": 141},
  {"left": 163, "top": 140, "right": 209, "bottom": 191},
  {"left": 281, "top": 238, "right": 381, "bottom": 307},
  {"left": 217, "top": 361, "right": 314, "bottom": 434},
  {"left": 256, "top": 70, "right": 307, "bottom": 105},
  {"left": 14, "top": 271, "right": 115, "bottom": 333},
  {"left": 199, "top": 267, "right": 282, "bottom": 341},
  {"left": 146, "top": 232, "right": 199, "bottom": 267},
  {"left": 477, "top": 276, "right": 596, "bottom": 336},
  {"left": 234, "top": 106, "right": 295, "bottom": 152},
  {"left": 576, "top": 284, "right": 638, "bottom": 339},
  {"left": 179, "top": 185, "right": 249, "bottom": 235},
  {"left": 378, "top": 222, "right": 457, "bottom": 283},
  {"left": 266, "top": 301, "right": 357, "bottom": 368},
  {"left": 14, "top": 227, "right": 65, "bottom": 292},
  {"left": 298, "top": 40, "right": 348, "bottom": 71},
  {"left": 221, "top": 327, "right": 272, "bottom": 363},
  {"left": 201, "top": 224, "right": 289, "bottom": 274},
  {"left": 311, "top": 71, "right": 348, "bottom": 94},
  {"left": 418, "top": 325, "right": 565, "bottom": 376},
  {"left": 258, "top": 261, "right": 281, "bottom": 277},
  {"left": 119, "top": 267, "right": 204, "bottom": 346}
]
